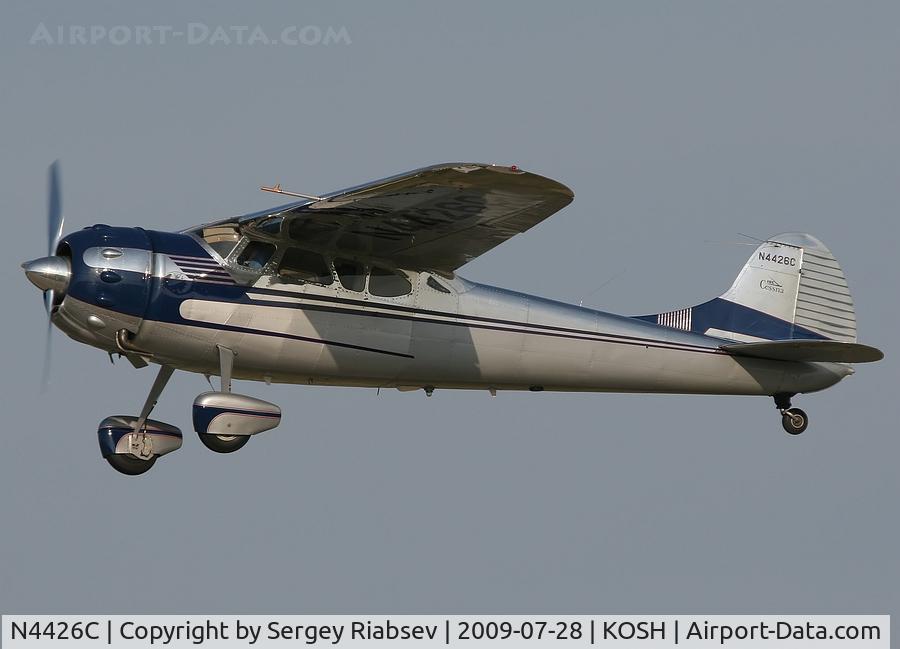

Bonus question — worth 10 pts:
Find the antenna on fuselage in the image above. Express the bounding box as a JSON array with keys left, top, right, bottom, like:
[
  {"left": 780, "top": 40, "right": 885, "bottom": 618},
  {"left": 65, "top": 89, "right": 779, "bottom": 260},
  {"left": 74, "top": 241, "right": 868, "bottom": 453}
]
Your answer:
[
  {"left": 578, "top": 268, "right": 628, "bottom": 308},
  {"left": 702, "top": 232, "right": 766, "bottom": 247},
  {"left": 260, "top": 183, "right": 323, "bottom": 201},
  {"left": 737, "top": 232, "right": 766, "bottom": 243}
]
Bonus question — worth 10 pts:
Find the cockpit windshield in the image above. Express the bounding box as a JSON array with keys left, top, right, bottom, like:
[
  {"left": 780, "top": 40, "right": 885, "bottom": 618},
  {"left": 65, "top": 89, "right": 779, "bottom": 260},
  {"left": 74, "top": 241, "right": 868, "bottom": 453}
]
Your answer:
[{"left": 195, "top": 224, "right": 241, "bottom": 259}]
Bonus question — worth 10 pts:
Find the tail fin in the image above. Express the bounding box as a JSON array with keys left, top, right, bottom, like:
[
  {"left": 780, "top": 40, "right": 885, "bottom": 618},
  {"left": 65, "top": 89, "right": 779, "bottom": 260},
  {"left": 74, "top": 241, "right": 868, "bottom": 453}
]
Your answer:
[{"left": 636, "top": 233, "right": 858, "bottom": 343}]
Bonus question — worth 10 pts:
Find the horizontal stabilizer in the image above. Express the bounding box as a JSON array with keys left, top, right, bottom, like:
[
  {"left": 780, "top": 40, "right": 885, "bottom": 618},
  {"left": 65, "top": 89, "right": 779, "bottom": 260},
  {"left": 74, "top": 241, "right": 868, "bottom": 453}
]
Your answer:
[{"left": 721, "top": 340, "right": 884, "bottom": 364}]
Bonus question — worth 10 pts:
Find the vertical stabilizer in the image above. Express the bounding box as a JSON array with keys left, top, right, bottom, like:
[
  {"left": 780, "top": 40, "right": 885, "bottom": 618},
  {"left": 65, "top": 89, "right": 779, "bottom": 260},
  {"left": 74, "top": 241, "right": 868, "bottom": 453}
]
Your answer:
[{"left": 635, "top": 233, "right": 858, "bottom": 343}]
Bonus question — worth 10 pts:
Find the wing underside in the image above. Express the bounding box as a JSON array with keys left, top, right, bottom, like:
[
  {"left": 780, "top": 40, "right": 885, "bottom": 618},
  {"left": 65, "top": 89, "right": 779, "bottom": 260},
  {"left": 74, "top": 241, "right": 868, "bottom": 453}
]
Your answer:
[{"left": 218, "top": 163, "right": 574, "bottom": 272}]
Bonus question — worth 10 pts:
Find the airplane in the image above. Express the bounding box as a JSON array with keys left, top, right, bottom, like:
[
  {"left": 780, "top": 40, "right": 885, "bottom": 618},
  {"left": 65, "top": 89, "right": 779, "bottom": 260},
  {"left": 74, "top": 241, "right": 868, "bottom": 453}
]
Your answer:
[{"left": 22, "top": 161, "right": 884, "bottom": 475}]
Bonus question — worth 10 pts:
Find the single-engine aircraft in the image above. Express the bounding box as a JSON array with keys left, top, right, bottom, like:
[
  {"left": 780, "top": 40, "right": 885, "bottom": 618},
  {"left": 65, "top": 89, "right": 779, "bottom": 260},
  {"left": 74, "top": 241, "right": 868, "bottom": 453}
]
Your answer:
[{"left": 22, "top": 162, "right": 884, "bottom": 475}]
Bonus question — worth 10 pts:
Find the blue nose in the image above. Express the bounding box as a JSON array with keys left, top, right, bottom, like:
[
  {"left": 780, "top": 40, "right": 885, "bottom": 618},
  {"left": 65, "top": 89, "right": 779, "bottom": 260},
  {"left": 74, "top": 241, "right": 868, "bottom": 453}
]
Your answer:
[{"left": 22, "top": 256, "right": 70, "bottom": 293}]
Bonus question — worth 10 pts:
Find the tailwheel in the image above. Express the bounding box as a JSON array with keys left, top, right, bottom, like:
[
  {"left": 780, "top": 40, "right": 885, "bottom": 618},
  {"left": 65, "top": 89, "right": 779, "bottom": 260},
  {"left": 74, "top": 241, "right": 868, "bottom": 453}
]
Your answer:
[
  {"left": 198, "top": 433, "right": 250, "bottom": 454},
  {"left": 781, "top": 407, "right": 809, "bottom": 436},
  {"left": 106, "top": 453, "right": 157, "bottom": 476}
]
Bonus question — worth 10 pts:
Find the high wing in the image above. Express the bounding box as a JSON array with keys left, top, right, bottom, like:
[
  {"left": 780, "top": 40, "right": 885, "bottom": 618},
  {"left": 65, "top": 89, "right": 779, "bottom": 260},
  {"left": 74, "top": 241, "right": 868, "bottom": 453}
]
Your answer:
[{"left": 225, "top": 163, "right": 574, "bottom": 272}]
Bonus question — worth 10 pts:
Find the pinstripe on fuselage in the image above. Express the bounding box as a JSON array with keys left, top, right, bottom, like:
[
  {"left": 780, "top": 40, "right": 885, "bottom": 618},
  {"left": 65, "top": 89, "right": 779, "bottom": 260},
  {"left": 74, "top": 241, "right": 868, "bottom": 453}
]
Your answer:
[
  {"left": 52, "top": 230, "right": 850, "bottom": 397},
  {"left": 126, "top": 272, "right": 847, "bottom": 396}
]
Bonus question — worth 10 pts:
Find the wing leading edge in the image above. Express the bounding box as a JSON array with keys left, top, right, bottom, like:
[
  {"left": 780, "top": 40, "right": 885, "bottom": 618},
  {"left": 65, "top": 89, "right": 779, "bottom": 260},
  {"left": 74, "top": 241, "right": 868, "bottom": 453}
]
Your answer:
[{"left": 226, "top": 163, "right": 574, "bottom": 272}]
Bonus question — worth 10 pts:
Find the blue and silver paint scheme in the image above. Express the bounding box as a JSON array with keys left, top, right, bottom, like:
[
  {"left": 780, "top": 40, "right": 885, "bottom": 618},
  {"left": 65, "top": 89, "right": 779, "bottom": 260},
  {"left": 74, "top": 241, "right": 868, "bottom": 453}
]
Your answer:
[
  {"left": 20, "top": 162, "right": 880, "bottom": 475},
  {"left": 192, "top": 392, "right": 281, "bottom": 436},
  {"left": 98, "top": 415, "right": 183, "bottom": 459},
  {"left": 50, "top": 224, "right": 850, "bottom": 400}
]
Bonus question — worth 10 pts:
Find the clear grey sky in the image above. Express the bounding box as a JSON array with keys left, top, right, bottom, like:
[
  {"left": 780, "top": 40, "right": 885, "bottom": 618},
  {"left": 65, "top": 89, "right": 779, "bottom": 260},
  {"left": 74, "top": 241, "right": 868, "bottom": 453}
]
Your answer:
[{"left": 1, "top": 0, "right": 898, "bottom": 619}]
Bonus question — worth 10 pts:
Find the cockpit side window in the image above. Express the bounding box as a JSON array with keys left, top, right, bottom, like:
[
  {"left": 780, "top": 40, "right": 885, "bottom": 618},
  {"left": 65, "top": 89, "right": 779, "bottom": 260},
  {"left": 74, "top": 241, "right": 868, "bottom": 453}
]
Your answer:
[
  {"left": 236, "top": 241, "right": 276, "bottom": 270},
  {"left": 278, "top": 248, "right": 333, "bottom": 285},
  {"left": 369, "top": 266, "right": 412, "bottom": 297},
  {"left": 334, "top": 258, "right": 366, "bottom": 292}
]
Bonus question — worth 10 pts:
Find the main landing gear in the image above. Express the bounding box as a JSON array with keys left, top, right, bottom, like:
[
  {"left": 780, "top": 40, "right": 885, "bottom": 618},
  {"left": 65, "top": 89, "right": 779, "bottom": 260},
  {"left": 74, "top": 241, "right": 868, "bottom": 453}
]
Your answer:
[
  {"left": 99, "top": 365, "right": 181, "bottom": 476},
  {"left": 98, "top": 345, "right": 282, "bottom": 475},
  {"left": 191, "top": 345, "right": 280, "bottom": 454},
  {"left": 196, "top": 346, "right": 249, "bottom": 455},
  {"left": 774, "top": 393, "right": 809, "bottom": 435}
]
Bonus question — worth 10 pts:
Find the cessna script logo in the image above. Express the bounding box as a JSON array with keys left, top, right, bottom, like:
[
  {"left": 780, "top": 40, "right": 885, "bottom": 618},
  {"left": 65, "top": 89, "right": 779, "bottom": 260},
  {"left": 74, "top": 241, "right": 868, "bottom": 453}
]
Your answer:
[{"left": 760, "top": 278, "right": 785, "bottom": 294}]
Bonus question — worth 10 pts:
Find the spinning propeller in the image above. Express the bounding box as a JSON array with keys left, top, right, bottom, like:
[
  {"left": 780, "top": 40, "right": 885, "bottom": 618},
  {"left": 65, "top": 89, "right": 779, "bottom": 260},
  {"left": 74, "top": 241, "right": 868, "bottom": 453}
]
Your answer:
[{"left": 22, "top": 161, "right": 70, "bottom": 387}]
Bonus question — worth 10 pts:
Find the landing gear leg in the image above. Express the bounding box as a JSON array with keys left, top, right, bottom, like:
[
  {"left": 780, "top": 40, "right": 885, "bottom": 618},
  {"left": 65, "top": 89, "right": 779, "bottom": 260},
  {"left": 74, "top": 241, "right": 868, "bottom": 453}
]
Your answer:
[
  {"left": 105, "top": 365, "right": 175, "bottom": 475},
  {"left": 133, "top": 365, "right": 175, "bottom": 436},
  {"left": 198, "top": 346, "right": 249, "bottom": 454},
  {"left": 217, "top": 344, "right": 232, "bottom": 394},
  {"left": 774, "top": 393, "right": 808, "bottom": 436}
]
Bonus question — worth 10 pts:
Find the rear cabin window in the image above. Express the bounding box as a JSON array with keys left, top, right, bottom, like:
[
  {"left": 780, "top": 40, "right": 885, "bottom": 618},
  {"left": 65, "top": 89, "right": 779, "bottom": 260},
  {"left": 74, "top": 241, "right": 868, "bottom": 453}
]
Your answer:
[
  {"left": 369, "top": 266, "right": 412, "bottom": 297},
  {"left": 278, "top": 248, "right": 333, "bottom": 285},
  {"left": 334, "top": 259, "right": 366, "bottom": 292},
  {"left": 236, "top": 241, "right": 276, "bottom": 270}
]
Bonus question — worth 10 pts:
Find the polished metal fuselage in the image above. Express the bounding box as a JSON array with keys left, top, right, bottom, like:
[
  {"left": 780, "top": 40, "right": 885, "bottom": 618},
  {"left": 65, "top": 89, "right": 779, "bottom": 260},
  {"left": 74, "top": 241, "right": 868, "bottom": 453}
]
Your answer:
[{"left": 55, "top": 261, "right": 849, "bottom": 397}]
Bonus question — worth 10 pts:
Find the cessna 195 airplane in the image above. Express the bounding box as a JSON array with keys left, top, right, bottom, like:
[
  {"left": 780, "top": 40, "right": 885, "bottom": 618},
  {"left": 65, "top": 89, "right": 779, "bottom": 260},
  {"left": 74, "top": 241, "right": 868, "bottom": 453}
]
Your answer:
[{"left": 22, "top": 162, "right": 883, "bottom": 475}]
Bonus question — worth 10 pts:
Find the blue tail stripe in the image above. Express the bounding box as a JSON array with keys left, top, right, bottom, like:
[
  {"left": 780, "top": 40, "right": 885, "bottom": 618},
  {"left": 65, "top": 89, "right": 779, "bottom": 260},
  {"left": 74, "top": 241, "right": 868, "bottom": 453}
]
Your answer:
[{"left": 636, "top": 298, "right": 828, "bottom": 341}]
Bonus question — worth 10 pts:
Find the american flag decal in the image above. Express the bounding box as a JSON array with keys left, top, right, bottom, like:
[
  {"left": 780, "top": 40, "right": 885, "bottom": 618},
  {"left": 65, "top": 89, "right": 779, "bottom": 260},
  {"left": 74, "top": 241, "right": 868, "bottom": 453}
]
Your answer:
[
  {"left": 657, "top": 308, "right": 692, "bottom": 331},
  {"left": 169, "top": 255, "right": 236, "bottom": 285}
]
